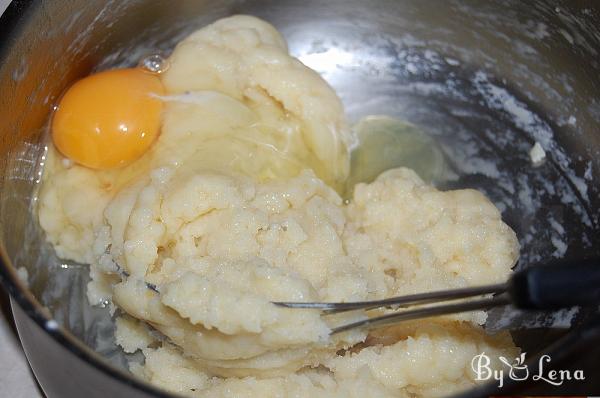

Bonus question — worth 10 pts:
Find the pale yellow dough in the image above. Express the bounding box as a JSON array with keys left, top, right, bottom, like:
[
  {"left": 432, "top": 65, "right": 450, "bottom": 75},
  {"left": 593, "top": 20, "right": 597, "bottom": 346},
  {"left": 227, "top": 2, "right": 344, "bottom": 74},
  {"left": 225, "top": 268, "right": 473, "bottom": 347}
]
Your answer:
[{"left": 39, "top": 15, "right": 520, "bottom": 398}]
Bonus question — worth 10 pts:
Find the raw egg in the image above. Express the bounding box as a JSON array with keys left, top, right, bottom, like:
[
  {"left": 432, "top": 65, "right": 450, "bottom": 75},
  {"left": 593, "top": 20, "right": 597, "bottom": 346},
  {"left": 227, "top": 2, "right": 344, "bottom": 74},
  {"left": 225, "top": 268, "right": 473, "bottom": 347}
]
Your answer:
[{"left": 52, "top": 68, "right": 165, "bottom": 169}]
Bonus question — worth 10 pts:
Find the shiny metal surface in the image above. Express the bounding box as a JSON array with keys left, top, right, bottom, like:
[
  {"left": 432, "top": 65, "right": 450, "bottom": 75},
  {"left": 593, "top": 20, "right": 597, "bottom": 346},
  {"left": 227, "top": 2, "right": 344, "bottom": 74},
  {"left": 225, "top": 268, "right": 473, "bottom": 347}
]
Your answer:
[
  {"left": 1, "top": 1, "right": 600, "bottom": 397},
  {"left": 274, "top": 283, "right": 507, "bottom": 313},
  {"left": 329, "top": 295, "right": 512, "bottom": 335}
]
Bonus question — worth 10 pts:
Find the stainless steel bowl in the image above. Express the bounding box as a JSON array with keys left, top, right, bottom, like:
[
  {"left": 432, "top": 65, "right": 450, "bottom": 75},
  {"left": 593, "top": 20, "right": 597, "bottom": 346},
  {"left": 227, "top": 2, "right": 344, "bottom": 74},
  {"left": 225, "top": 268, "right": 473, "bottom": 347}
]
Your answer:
[{"left": 1, "top": 1, "right": 599, "bottom": 397}]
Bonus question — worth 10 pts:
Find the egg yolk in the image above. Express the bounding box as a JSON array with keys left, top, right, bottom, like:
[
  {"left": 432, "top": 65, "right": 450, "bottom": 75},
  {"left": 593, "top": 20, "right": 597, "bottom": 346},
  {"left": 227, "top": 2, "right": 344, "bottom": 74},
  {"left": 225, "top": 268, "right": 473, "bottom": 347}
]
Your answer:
[{"left": 52, "top": 68, "right": 165, "bottom": 170}]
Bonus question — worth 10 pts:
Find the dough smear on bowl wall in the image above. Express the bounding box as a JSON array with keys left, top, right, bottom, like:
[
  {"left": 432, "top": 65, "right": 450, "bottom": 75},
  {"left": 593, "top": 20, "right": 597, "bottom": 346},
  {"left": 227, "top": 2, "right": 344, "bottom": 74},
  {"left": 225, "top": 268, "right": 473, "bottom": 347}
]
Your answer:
[{"left": 38, "top": 15, "right": 519, "bottom": 398}]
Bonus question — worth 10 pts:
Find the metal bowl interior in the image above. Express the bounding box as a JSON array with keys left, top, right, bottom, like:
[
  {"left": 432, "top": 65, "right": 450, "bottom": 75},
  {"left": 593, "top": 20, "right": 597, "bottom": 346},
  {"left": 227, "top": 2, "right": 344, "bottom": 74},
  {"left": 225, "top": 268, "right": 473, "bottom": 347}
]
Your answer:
[{"left": 1, "top": 1, "right": 599, "bottom": 397}]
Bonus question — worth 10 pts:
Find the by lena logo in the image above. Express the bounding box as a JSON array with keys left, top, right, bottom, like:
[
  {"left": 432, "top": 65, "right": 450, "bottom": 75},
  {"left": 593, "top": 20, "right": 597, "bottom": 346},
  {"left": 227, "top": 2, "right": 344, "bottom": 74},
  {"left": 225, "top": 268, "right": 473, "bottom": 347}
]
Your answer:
[{"left": 471, "top": 352, "right": 585, "bottom": 388}]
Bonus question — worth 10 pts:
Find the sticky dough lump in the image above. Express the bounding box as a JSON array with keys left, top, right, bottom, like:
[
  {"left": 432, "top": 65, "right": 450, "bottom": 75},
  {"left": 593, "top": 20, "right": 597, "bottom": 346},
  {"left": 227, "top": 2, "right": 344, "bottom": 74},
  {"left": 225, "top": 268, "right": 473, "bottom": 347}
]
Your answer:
[{"left": 38, "top": 15, "right": 519, "bottom": 398}]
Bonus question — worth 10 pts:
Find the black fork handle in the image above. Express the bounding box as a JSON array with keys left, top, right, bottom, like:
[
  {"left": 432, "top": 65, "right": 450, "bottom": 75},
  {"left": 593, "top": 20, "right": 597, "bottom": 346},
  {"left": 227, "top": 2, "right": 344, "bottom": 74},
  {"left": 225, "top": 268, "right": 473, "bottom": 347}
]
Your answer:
[{"left": 508, "top": 258, "right": 600, "bottom": 310}]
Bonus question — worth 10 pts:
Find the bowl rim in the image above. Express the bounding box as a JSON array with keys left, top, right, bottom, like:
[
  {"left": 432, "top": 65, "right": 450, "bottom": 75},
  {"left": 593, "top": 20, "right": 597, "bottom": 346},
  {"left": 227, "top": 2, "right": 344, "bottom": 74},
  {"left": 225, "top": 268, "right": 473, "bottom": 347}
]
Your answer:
[{"left": 0, "top": 1, "right": 596, "bottom": 397}]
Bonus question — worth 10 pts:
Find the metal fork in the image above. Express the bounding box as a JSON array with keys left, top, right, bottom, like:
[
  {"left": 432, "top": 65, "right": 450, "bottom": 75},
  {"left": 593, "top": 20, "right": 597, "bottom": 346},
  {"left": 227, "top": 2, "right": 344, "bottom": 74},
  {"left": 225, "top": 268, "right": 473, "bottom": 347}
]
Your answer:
[{"left": 273, "top": 259, "right": 600, "bottom": 334}]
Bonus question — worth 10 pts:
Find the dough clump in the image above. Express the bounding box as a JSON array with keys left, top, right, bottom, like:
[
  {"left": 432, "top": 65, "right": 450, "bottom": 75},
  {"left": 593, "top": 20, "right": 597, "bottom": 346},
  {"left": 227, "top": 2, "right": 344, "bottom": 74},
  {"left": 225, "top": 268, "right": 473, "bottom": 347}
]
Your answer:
[{"left": 39, "top": 15, "right": 519, "bottom": 398}]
